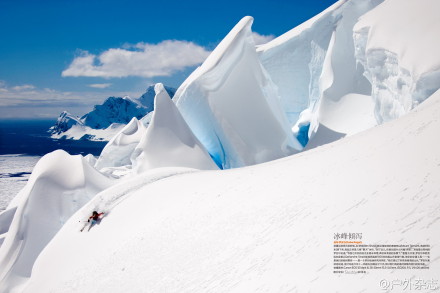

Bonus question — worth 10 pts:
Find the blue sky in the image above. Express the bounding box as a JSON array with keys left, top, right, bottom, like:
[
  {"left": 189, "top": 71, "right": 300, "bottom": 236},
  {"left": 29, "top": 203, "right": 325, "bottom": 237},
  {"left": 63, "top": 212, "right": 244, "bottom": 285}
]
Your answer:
[{"left": 0, "top": 0, "right": 337, "bottom": 119}]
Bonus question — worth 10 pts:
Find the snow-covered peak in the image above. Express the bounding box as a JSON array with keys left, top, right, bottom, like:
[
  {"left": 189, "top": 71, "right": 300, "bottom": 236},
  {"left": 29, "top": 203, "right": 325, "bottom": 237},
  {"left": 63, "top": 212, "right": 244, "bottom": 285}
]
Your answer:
[
  {"left": 131, "top": 83, "right": 218, "bottom": 173},
  {"left": 49, "top": 84, "right": 177, "bottom": 140},
  {"left": 49, "top": 111, "right": 83, "bottom": 135}
]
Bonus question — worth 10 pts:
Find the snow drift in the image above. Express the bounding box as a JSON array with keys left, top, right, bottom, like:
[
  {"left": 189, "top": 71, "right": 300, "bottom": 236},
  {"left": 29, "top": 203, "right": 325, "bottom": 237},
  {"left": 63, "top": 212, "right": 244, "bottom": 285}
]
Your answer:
[
  {"left": 94, "top": 118, "right": 147, "bottom": 171},
  {"left": 131, "top": 83, "right": 218, "bottom": 173},
  {"left": 0, "top": 150, "right": 113, "bottom": 292}
]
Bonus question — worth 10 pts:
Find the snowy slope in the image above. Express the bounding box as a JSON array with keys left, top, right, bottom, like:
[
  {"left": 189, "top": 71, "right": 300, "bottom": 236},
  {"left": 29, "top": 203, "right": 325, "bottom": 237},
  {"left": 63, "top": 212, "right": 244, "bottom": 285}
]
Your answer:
[
  {"left": 0, "top": 151, "right": 114, "bottom": 292},
  {"left": 25, "top": 89, "right": 440, "bottom": 292}
]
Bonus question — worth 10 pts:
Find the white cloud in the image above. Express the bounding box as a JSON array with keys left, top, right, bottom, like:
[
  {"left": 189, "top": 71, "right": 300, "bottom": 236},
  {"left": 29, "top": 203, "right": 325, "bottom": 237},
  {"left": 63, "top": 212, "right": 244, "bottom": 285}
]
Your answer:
[
  {"left": 88, "top": 83, "right": 112, "bottom": 89},
  {"left": 11, "top": 84, "right": 36, "bottom": 91},
  {"left": 252, "top": 32, "right": 275, "bottom": 45},
  {"left": 62, "top": 40, "right": 211, "bottom": 78},
  {"left": 0, "top": 82, "right": 143, "bottom": 118}
]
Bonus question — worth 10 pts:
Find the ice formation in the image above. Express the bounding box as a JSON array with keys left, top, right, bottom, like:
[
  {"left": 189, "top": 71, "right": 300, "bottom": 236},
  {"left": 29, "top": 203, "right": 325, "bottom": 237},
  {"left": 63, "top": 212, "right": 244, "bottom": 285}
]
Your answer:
[
  {"left": 353, "top": 0, "right": 440, "bottom": 123},
  {"left": 257, "top": 0, "right": 382, "bottom": 145},
  {"left": 174, "top": 16, "right": 301, "bottom": 169},
  {"left": 0, "top": 150, "right": 113, "bottom": 292},
  {"left": 131, "top": 83, "right": 218, "bottom": 173},
  {"left": 94, "top": 118, "right": 147, "bottom": 171}
]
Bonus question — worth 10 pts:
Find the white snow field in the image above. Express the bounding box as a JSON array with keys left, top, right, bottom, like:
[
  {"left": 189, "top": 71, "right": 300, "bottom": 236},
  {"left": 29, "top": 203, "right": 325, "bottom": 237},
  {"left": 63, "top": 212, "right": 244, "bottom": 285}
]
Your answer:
[
  {"left": 0, "top": 0, "right": 440, "bottom": 291},
  {"left": 25, "top": 89, "right": 440, "bottom": 292},
  {"left": 0, "top": 156, "right": 40, "bottom": 211}
]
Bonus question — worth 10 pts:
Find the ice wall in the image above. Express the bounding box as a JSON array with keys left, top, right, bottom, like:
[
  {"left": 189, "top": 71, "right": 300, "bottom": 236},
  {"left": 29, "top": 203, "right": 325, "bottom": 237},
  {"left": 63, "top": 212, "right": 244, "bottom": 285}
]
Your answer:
[
  {"left": 174, "top": 16, "right": 300, "bottom": 169},
  {"left": 257, "top": 0, "right": 383, "bottom": 145},
  {"left": 353, "top": 0, "right": 440, "bottom": 123},
  {"left": 131, "top": 84, "right": 218, "bottom": 173}
]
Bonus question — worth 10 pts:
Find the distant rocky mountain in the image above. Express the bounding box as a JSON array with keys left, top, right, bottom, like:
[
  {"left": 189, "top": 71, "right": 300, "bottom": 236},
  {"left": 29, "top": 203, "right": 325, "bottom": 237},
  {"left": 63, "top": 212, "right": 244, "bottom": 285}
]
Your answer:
[{"left": 50, "top": 84, "right": 176, "bottom": 140}]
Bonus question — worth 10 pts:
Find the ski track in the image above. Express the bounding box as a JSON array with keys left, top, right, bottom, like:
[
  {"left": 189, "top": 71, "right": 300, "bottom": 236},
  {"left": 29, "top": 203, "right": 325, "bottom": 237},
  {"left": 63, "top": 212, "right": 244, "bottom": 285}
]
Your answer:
[{"left": 78, "top": 168, "right": 198, "bottom": 224}]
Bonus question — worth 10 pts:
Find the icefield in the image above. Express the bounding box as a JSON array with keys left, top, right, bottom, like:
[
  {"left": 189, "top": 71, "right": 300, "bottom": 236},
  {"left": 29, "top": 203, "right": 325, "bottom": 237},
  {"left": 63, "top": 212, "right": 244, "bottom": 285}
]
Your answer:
[{"left": 1, "top": 0, "right": 440, "bottom": 291}]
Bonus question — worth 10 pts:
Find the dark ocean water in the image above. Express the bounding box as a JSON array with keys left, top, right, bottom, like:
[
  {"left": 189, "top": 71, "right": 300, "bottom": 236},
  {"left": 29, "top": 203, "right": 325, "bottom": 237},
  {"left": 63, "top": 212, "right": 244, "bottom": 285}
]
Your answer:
[{"left": 0, "top": 119, "right": 107, "bottom": 156}]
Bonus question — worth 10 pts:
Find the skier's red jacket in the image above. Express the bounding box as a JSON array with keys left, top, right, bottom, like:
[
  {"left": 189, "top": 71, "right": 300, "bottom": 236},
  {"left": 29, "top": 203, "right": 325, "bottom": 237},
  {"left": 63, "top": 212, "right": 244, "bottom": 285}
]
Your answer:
[{"left": 89, "top": 212, "right": 104, "bottom": 221}]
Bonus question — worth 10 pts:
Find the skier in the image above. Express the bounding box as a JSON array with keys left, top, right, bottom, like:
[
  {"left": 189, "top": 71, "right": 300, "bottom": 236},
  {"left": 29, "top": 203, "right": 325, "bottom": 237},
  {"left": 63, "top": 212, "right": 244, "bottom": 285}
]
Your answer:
[{"left": 81, "top": 211, "right": 105, "bottom": 232}]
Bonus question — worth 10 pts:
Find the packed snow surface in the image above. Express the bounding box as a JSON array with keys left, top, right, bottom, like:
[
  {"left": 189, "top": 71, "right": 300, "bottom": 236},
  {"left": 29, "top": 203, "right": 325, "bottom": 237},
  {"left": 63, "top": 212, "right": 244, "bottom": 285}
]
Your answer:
[
  {"left": 25, "top": 89, "right": 440, "bottom": 292},
  {"left": 0, "top": 156, "right": 40, "bottom": 211}
]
